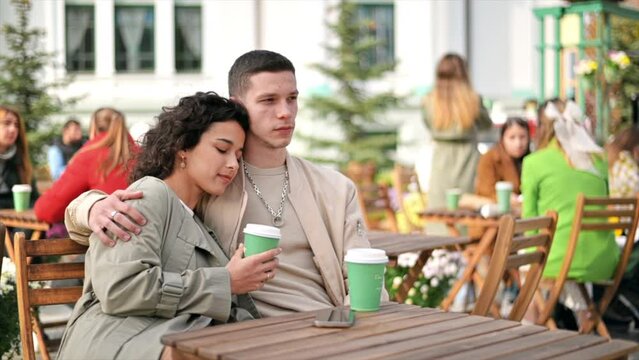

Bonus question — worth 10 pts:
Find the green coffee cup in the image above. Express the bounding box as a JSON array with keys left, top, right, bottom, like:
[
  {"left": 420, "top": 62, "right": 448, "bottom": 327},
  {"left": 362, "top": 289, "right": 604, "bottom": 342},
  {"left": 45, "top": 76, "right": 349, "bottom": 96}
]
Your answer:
[
  {"left": 445, "top": 188, "right": 462, "bottom": 211},
  {"left": 495, "top": 181, "right": 513, "bottom": 214},
  {"left": 243, "top": 223, "right": 281, "bottom": 257},
  {"left": 345, "top": 248, "right": 388, "bottom": 312},
  {"left": 12, "top": 184, "right": 31, "bottom": 212}
]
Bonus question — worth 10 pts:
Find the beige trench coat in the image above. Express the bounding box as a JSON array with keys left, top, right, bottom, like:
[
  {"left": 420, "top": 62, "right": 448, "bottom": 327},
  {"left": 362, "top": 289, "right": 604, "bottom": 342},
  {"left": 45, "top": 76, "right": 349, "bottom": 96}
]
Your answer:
[{"left": 58, "top": 177, "right": 258, "bottom": 360}]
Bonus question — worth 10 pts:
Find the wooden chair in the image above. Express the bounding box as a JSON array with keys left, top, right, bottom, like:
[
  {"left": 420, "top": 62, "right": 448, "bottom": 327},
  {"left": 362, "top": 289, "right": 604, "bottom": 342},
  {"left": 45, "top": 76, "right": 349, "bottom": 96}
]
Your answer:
[
  {"left": 14, "top": 232, "right": 88, "bottom": 360},
  {"left": 472, "top": 211, "right": 558, "bottom": 321},
  {"left": 346, "top": 161, "right": 399, "bottom": 232},
  {"left": 535, "top": 194, "right": 639, "bottom": 338},
  {"left": 391, "top": 164, "right": 426, "bottom": 232}
]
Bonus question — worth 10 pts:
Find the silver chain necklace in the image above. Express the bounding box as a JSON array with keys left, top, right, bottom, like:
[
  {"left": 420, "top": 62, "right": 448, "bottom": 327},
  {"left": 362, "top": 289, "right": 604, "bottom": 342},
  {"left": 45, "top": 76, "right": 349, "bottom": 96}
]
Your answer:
[{"left": 243, "top": 162, "right": 289, "bottom": 227}]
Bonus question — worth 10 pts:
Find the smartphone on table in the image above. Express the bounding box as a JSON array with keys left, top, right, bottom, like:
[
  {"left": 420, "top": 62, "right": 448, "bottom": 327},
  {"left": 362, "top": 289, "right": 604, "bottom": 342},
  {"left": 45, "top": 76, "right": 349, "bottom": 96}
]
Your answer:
[{"left": 313, "top": 307, "right": 355, "bottom": 328}]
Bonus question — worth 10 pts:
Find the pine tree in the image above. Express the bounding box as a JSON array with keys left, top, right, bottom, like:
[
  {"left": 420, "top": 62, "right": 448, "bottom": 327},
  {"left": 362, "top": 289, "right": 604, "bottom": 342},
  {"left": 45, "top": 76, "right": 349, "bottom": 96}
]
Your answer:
[
  {"left": 0, "top": 0, "right": 78, "bottom": 163},
  {"left": 301, "top": 0, "right": 402, "bottom": 170}
]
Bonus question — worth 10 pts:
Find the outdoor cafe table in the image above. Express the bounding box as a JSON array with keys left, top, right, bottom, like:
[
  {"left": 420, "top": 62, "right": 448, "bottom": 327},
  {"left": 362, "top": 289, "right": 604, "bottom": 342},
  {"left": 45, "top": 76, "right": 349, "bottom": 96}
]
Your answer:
[
  {"left": 161, "top": 302, "right": 639, "bottom": 360},
  {"left": 367, "top": 231, "right": 471, "bottom": 303},
  {"left": 0, "top": 208, "right": 50, "bottom": 261},
  {"left": 419, "top": 209, "right": 503, "bottom": 311}
]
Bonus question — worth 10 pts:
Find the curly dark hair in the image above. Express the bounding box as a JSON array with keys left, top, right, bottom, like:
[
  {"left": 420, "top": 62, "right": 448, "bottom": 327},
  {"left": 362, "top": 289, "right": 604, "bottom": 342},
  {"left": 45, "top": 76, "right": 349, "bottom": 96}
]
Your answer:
[{"left": 130, "top": 91, "right": 249, "bottom": 182}]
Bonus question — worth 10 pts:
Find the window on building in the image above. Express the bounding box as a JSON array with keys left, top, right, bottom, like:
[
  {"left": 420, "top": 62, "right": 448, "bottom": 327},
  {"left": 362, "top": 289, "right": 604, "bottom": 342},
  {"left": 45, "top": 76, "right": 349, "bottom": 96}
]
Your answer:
[
  {"left": 175, "top": 6, "right": 202, "bottom": 72},
  {"left": 115, "top": 6, "right": 154, "bottom": 72},
  {"left": 356, "top": 3, "right": 395, "bottom": 68},
  {"left": 65, "top": 5, "right": 95, "bottom": 72}
]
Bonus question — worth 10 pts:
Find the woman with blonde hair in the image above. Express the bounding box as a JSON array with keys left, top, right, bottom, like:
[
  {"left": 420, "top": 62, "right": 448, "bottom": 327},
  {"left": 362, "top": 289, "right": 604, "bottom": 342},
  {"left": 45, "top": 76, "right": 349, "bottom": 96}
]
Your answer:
[
  {"left": 35, "top": 107, "right": 138, "bottom": 224},
  {"left": 422, "top": 53, "right": 492, "bottom": 209},
  {"left": 0, "top": 106, "right": 38, "bottom": 209}
]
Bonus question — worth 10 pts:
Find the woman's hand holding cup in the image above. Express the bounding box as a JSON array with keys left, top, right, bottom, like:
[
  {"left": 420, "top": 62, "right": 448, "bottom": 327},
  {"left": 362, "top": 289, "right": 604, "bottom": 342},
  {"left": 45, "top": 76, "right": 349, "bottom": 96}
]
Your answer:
[{"left": 226, "top": 244, "right": 281, "bottom": 294}]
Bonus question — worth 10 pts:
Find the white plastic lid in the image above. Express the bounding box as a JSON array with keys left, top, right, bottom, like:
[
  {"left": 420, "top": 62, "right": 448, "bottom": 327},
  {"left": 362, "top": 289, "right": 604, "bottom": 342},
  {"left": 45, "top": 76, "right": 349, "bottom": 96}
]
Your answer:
[
  {"left": 12, "top": 184, "right": 32, "bottom": 192},
  {"left": 243, "top": 223, "right": 281, "bottom": 239},
  {"left": 345, "top": 248, "right": 388, "bottom": 264},
  {"left": 495, "top": 181, "right": 513, "bottom": 190},
  {"left": 446, "top": 188, "right": 462, "bottom": 194}
]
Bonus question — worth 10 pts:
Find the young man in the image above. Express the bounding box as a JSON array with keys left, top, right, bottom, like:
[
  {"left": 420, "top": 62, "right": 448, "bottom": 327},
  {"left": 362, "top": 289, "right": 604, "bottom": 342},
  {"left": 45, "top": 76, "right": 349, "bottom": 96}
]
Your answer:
[
  {"left": 64, "top": 50, "right": 379, "bottom": 317},
  {"left": 48, "top": 118, "right": 84, "bottom": 180}
]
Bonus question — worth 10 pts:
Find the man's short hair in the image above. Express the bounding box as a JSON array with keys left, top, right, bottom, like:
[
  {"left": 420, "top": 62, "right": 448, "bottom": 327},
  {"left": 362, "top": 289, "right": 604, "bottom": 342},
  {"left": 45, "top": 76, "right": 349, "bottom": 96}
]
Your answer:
[
  {"left": 63, "top": 118, "right": 81, "bottom": 130},
  {"left": 228, "top": 50, "right": 295, "bottom": 98}
]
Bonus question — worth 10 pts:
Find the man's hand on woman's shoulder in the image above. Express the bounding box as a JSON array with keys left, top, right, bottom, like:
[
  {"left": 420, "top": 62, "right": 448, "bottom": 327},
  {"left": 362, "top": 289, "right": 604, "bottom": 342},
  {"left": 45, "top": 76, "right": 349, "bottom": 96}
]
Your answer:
[{"left": 89, "top": 189, "right": 147, "bottom": 247}]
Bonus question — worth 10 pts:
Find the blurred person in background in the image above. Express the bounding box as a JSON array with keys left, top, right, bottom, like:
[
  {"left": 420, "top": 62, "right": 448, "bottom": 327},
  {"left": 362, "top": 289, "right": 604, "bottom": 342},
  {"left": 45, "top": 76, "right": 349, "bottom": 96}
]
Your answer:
[
  {"left": 0, "top": 106, "right": 38, "bottom": 209},
  {"left": 421, "top": 53, "right": 492, "bottom": 209},
  {"left": 521, "top": 99, "right": 617, "bottom": 327},
  {"left": 602, "top": 125, "right": 639, "bottom": 332},
  {"left": 47, "top": 118, "right": 84, "bottom": 180},
  {"left": 475, "top": 117, "right": 530, "bottom": 203},
  {"left": 606, "top": 125, "right": 639, "bottom": 198},
  {"left": 34, "top": 107, "right": 138, "bottom": 225}
]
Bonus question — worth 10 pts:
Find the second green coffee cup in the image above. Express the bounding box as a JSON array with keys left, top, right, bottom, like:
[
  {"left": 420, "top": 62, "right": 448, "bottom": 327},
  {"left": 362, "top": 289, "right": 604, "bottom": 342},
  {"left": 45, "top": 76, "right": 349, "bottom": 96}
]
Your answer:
[
  {"left": 243, "top": 223, "right": 281, "bottom": 257},
  {"left": 495, "top": 181, "right": 513, "bottom": 213},
  {"left": 12, "top": 184, "right": 31, "bottom": 212},
  {"left": 345, "top": 248, "right": 388, "bottom": 312},
  {"left": 445, "top": 188, "right": 462, "bottom": 210}
]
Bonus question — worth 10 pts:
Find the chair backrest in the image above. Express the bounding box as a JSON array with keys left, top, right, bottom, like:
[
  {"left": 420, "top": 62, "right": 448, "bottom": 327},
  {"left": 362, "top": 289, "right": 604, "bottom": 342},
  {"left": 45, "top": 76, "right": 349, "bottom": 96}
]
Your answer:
[
  {"left": 14, "top": 232, "right": 88, "bottom": 360},
  {"left": 356, "top": 182, "right": 399, "bottom": 233},
  {"left": 537, "top": 194, "right": 639, "bottom": 325},
  {"left": 392, "top": 164, "right": 426, "bottom": 231},
  {"left": 472, "top": 211, "right": 558, "bottom": 321},
  {"left": 346, "top": 161, "right": 399, "bottom": 232}
]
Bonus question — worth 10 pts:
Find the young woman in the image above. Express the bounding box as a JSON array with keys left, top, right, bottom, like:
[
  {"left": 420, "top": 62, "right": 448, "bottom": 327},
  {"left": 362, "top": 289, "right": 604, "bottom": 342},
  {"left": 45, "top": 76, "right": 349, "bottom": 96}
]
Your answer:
[
  {"left": 34, "top": 107, "right": 137, "bottom": 223},
  {"left": 57, "top": 92, "right": 280, "bottom": 360},
  {"left": 475, "top": 117, "right": 530, "bottom": 201},
  {"left": 0, "top": 106, "right": 38, "bottom": 209},
  {"left": 421, "top": 53, "right": 492, "bottom": 209}
]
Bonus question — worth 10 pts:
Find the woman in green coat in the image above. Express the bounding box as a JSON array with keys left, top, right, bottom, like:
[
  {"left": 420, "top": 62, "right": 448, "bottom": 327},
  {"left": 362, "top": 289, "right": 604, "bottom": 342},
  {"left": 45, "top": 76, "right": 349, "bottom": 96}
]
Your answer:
[
  {"left": 521, "top": 99, "right": 618, "bottom": 282},
  {"left": 57, "top": 92, "right": 281, "bottom": 360}
]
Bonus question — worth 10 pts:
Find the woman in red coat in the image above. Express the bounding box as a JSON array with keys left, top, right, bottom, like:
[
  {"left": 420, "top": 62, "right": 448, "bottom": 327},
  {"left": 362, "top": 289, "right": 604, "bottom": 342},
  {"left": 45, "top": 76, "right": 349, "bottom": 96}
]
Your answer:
[{"left": 35, "top": 107, "right": 138, "bottom": 224}]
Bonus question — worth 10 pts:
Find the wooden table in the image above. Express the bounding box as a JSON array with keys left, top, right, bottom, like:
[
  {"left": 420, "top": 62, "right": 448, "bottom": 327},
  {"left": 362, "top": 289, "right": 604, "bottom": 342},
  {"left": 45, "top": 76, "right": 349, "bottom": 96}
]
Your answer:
[
  {"left": 368, "top": 231, "right": 471, "bottom": 302},
  {"left": 0, "top": 208, "right": 50, "bottom": 261},
  {"left": 161, "top": 303, "right": 639, "bottom": 360},
  {"left": 420, "top": 209, "right": 502, "bottom": 311}
]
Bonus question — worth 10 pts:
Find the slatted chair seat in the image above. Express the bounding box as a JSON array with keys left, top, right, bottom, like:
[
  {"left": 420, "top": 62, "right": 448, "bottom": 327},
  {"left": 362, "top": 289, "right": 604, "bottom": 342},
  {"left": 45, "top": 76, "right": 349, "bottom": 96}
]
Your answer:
[
  {"left": 534, "top": 194, "right": 639, "bottom": 338},
  {"left": 14, "top": 232, "right": 88, "bottom": 360},
  {"left": 472, "top": 211, "right": 558, "bottom": 321}
]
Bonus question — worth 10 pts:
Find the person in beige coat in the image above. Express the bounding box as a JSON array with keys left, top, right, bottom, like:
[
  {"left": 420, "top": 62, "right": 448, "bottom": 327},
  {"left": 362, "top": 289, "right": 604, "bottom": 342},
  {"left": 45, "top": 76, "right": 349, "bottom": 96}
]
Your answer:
[
  {"left": 57, "top": 92, "right": 280, "bottom": 360},
  {"left": 64, "top": 50, "right": 383, "bottom": 317}
]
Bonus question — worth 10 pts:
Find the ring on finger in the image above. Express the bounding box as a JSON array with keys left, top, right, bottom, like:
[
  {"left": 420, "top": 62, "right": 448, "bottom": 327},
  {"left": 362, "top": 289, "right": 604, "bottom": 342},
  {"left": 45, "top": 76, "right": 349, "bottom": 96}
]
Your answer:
[{"left": 109, "top": 210, "right": 118, "bottom": 220}]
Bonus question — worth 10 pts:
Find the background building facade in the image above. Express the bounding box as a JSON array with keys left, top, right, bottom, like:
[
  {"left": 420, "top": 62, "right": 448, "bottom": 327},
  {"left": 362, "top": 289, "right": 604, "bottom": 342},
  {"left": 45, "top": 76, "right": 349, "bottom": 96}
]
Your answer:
[{"left": 0, "top": 0, "right": 562, "bottom": 165}]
